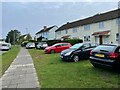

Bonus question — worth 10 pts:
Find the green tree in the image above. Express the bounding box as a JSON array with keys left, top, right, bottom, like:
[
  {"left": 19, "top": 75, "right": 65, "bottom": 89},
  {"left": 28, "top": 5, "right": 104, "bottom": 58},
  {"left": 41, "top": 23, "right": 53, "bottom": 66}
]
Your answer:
[{"left": 5, "top": 30, "right": 21, "bottom": 45}]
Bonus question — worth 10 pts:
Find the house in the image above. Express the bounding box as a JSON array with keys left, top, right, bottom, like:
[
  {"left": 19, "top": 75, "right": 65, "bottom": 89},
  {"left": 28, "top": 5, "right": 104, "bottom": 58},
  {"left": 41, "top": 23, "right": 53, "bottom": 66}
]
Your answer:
[
  {"left": 35, "top": 25, "right": 58, "bottom": 41},
  {"left": 0, "top": 39, "right": 5, "bottom": 44},
  {"left": 55, "top": 9, "right": 120, "bottom": 45},
  {"left": 19, "top": 34, "right": 32, "bottom": 43}
]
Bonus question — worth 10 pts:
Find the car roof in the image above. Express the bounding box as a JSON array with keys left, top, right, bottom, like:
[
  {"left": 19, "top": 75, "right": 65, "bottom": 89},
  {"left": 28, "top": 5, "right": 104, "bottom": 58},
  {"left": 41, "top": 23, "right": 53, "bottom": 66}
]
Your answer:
[
  {"left": 100, "top": 44, "right": 118, "bottom": 47},
  {"left": 57, "top": 42, "right": 70, "bottom": 44}
]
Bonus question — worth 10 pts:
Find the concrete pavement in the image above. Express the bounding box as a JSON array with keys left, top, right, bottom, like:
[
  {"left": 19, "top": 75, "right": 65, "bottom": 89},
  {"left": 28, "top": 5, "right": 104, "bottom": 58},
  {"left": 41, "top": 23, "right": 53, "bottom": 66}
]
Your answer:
[{"left": 0, "top": 48, "right": 40, "bottom": 89}]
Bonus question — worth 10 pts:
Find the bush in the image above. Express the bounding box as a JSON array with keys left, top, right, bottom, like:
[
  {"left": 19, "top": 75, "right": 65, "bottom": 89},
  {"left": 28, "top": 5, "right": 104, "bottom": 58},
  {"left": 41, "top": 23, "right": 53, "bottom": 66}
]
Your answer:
[{"left": 43, "top": 39, "right": 83, "bottom": 46}]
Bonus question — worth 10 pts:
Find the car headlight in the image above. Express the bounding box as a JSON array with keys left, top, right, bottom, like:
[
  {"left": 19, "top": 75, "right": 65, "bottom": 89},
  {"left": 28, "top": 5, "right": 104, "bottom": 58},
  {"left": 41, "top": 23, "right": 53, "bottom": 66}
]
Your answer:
[{"left": 64, "top": 51, "right": 72, "bottom": 56}]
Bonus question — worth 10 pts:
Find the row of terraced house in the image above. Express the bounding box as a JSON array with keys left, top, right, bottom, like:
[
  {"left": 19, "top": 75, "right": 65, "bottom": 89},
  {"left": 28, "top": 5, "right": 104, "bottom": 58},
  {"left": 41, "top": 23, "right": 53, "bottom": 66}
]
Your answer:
[{"left": 35, "top": 9, "right": 120, "bottom": 45}]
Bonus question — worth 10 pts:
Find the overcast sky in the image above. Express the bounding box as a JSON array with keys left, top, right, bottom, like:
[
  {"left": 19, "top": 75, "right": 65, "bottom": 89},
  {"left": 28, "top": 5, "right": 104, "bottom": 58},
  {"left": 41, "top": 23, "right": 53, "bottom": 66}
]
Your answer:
[{"left": 1, "top": 1, "right": 119, "bottom": 38}]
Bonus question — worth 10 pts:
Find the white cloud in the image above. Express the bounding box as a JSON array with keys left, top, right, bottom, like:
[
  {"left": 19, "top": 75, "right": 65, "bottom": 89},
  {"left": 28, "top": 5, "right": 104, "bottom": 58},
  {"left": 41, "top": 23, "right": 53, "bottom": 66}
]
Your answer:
[{"left": 1, "top": 0, "right": 119, "bottom": 2}]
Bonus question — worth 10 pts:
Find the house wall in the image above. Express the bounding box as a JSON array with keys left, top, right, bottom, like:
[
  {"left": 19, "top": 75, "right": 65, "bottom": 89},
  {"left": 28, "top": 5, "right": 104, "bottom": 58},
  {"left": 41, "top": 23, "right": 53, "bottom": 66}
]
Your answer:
[
  {"left": 48, "top": 26, "right": 58, "bottom": 40},
  {"left": 36, "top": 26, "right": 58, "bottom": 41},
  {"left": 56, "top": 18, "right": 119, "bottom": 45}
]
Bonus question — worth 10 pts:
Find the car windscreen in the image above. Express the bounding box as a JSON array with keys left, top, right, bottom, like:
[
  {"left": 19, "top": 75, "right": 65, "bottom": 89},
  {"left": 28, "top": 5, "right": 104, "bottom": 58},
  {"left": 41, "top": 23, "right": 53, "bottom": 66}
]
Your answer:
[
  {"left": 93, "top": 45, "right": 116, "bottom": 52},
  {"left": 52, "top": 44, "right": 61, "bottom": 47},
  {"left": 70, "top": 43, "right": 83, "bottom": 50}
]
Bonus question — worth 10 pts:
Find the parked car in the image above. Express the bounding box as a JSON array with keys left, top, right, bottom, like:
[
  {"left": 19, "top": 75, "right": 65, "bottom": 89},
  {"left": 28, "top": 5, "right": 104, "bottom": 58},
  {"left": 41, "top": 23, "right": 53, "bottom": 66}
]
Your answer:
[
  {"left": 0, "top": 43, "right": 11, "bottom": 51},
  {"left": 90, "top": 44, "right": 120, "bottom": 70},
  {"left": 36, "top": 42, "right": 48, "bottom": 49},
  {"left": 60, "top": 43, "right": 98, "bottom": 62},
  {"left": 44, "top": 42, "right": 72, "bottom": 54},
  {"left": 26, "top": 42, "right": 35, "bottom": 49}
]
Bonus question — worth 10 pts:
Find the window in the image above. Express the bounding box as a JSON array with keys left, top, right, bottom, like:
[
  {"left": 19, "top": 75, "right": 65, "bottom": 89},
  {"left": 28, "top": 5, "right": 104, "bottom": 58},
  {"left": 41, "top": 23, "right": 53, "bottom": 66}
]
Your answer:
[
  {"left": 90, "top": 43, "right": 98, "bottom": 47},
  {"left": 116, "top": 33, "right": 120, "bottom": 41},
  {"left": 116, "top": 18, "right": 120, "bottom": 25},
  {"left": 73, "top": 28, "right": 78, "bottom": 33},
  {"left": 82, "top": 44, "right": 90, "bottom": 49},
  {"left": 84, "top": 36, "right": 90, "bottom": 42},
  {"left": 57, "top": 31, "right": 61, "bottom": 35},
  {"left": 62, "top": 44, "right": 68, "bottom": 46},
  {"left": 99, "top": 22, "right": 104, "bottom": 29},
  {"left": 84, "top": 25, "right": 90, "bottom": 30},
  {"left": 65, "top": 30, "right": 68, "bottom": 34}
]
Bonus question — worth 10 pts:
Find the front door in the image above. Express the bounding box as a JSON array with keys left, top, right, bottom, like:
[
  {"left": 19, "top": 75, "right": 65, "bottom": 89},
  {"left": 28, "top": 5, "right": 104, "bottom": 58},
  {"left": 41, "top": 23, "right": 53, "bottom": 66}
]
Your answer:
[{"left": 99, "top": 35, "right": 103, "bottom": 45}]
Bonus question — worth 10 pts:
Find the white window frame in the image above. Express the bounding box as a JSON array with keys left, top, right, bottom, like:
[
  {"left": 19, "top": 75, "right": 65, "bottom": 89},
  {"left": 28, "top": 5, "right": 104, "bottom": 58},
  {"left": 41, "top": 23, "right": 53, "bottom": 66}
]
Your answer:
[
  {"left": 116, "top": 18, "right": 120, "bottom": 25},
  {"left": 84, "top": 36, "right": 90, "bottom": 42},
  {"left": 65, "top": 30, "right": 68, "bottom": 34},
  {"left": 84, "top": 24, "right": 90, "bottom": 30},
  {"left": 73, "top": 28, "right": 78, "bottom": 33},
  {"left": 99, "top": 21, "right": 104, "bottom": 29}
]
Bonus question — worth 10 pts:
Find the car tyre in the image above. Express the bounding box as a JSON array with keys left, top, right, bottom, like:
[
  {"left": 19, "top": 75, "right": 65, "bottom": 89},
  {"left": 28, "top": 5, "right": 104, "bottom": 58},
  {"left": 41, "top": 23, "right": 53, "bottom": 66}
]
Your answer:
[
  {"left": 73, "top": 55, "right": 79, "bottom": 62},
  {"left": 50, "top": 50, "right": 55, "bottom": 54}
]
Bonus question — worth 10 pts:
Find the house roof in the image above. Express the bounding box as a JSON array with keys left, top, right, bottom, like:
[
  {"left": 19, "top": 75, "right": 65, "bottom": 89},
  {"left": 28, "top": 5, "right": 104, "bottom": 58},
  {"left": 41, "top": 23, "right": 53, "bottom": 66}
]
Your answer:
[
  {"left": 19, "top": 34, "right": 29, "bottom": 38},
  {"left": 36, "top": 25, "right": 56, "bottom": 35},
  {"left": 55, "top": 9, "right": 120, "bottom": 32}
]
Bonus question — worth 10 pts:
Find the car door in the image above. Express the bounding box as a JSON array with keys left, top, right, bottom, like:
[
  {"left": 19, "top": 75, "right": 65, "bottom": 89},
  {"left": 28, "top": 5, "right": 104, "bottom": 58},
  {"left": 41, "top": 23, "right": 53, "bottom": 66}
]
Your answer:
[
  {"left": 78, "top": 43, "right": 91, "bottom": 59},
  {"left": 61, "top": 44, "right": 69, "bottom": 51},
  {"left": 55, "top": 44, "right": 62, "bottom": 53}
]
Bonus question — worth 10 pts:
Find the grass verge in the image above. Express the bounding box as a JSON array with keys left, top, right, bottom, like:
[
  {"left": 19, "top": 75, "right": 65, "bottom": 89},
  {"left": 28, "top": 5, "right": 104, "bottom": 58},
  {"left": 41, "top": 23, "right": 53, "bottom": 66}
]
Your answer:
[
  {"left": 0, "top": 46, "right": 20, "bottom": 76},
  {"left": 29, "top": 49, "right": 120, "bottom": 88}
]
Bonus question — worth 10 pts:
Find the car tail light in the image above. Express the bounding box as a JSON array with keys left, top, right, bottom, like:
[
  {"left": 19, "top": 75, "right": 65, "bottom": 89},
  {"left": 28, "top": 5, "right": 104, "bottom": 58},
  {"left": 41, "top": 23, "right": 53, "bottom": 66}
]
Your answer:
[
  {"left": 110, "top": 52, "right": 118, "bottom": 59},
  {"left": 90, "top": 50, "right": 93, "bottom": 55}
]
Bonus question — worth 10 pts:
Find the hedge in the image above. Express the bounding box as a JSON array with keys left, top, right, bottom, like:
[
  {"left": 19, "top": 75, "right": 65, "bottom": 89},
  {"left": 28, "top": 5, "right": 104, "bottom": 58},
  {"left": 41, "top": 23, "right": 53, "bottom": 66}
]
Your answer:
[
  {"left": 43, "top": 39, "right": 83, "bottom": 46},
  {"left": 21, "top": 39, "right": 83, "bottom": 47}
]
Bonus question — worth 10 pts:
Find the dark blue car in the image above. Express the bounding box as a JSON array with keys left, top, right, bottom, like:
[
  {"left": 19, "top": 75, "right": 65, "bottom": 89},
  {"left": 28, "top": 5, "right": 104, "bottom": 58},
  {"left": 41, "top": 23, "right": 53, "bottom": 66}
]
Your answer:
[
  {"left": 60, "top": 43, "right": 98, "bottom": 62},
  {"left": 90, "top": 44, "right": 120, "bottom": 71}
]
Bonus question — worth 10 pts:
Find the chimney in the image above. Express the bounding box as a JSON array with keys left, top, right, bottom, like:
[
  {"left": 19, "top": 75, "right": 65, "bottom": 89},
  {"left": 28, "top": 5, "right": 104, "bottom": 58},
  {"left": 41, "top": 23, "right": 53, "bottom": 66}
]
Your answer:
[
  {"left": 43, "top": 26, "right": 47, "bottom": 30},
  {"left": 67, "top": 22, "right": 69, "bottom": 24}
]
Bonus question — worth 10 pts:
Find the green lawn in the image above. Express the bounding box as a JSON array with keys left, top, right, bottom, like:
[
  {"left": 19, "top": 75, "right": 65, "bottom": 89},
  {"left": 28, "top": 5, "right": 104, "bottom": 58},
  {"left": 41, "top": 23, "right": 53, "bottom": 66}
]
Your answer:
[
  {"left": 0, "top": 46, "right": 20, "bottom": 76},
  {"left": 29, "top": 49, "right": 120, "bottom": 88}
]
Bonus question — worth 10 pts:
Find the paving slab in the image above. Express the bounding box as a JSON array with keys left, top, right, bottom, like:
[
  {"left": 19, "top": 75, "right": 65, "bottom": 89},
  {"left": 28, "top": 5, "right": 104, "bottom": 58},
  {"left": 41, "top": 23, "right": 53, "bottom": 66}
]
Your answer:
[{"left": 1, "top": 48, "right": 40, "bottom": 89}]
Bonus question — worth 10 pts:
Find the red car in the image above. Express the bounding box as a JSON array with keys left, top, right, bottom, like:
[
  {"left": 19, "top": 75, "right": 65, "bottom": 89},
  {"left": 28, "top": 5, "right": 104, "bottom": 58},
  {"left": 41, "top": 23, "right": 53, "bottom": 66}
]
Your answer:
[{"left": 45, "top": 43, "right": 72, "bottom": 54}]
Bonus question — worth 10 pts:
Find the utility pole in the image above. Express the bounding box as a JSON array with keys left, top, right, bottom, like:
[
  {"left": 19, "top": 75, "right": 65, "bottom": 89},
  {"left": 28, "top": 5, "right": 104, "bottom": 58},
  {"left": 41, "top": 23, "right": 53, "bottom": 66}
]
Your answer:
[{"left": 14, "top": 31, "right": 15, "bottom": 45}]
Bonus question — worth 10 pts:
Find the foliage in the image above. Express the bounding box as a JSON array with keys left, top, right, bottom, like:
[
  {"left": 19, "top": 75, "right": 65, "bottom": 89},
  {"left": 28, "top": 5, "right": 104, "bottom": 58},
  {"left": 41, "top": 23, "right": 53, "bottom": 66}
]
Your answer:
[
  {"left": 37, "top": 36, "right": 42, "bottom": 42},
  {"left": 43, "top": 39, "right": 83, "bottom": 46},
  {"left": 5, "top": 30, "right": 21, "bottom": 45}
]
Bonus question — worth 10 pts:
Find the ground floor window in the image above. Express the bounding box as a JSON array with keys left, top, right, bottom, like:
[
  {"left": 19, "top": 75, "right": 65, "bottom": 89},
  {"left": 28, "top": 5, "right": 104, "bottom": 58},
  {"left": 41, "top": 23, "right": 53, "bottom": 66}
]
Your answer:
[{"left": 84, "top": 36, "right": 90, "bottom": 42}]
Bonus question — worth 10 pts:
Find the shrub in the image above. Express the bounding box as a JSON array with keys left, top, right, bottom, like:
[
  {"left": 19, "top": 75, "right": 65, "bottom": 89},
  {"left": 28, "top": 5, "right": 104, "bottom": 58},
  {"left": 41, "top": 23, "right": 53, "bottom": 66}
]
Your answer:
[{"left": 43, "top": 39, "right": 83, "bottom": 46}]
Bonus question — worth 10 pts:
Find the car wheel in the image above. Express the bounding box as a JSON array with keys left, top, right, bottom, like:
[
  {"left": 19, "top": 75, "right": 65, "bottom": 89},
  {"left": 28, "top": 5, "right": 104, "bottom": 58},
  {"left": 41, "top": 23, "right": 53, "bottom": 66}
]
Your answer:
[
  {"left": 50, "top": 50, "right": 55, "bottom": 54},
  {"left": 73, "top": 55, "right": 79, "bottom": 62}
]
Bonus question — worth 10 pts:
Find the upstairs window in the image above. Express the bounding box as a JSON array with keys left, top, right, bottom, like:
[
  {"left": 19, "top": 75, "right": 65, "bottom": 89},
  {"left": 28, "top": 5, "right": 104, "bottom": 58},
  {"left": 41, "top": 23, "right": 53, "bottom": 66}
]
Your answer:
[
  {"left": 73, "top": 28, "right": 78, "bottom": 33},
  {"left": 57, "top": 31, "right": 61, "bottom": 35},
  {"left": 84, "top": 25, "right": 90, "bottom": 30},
  {"left": 99, "top": 22, "right": 104, "bottom": 29},
  {"left": 116, "top": 18, "right": 120, "bottom": 25},
  {"left": 65, "top": 30, "right": 68, "bottom": 34}
]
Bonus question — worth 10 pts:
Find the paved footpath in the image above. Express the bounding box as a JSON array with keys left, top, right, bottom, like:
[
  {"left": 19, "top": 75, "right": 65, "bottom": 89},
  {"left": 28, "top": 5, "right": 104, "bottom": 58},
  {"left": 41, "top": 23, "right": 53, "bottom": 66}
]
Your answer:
[{"left": 0, "top": 48, "right": 40, "bottom": 89}]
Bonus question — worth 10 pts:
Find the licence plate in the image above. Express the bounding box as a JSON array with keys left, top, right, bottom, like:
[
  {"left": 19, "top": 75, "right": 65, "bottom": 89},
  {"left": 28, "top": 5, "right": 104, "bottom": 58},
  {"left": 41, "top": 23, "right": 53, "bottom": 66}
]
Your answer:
[{"left": 95, "top": 54, "right": 105, "bottom": 58}]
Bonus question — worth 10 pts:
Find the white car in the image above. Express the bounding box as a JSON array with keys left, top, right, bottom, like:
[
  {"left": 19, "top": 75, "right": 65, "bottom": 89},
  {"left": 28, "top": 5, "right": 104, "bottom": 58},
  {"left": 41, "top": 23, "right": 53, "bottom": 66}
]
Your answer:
[
  {"left": 36, "top": 42, "right": 48, "bottom": 49},
  {"left": 0, "top": 43, "right": 11, "bottom": 51},
  {"left": 26, "top": 42, "right": 35, "bottom": 49}
]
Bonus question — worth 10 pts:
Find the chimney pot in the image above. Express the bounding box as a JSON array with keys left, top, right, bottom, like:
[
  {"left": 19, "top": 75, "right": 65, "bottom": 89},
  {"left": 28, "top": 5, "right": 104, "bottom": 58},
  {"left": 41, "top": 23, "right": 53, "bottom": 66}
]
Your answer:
[{"left": 44, "top": 26, "right": 47, "bottom": 30}]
